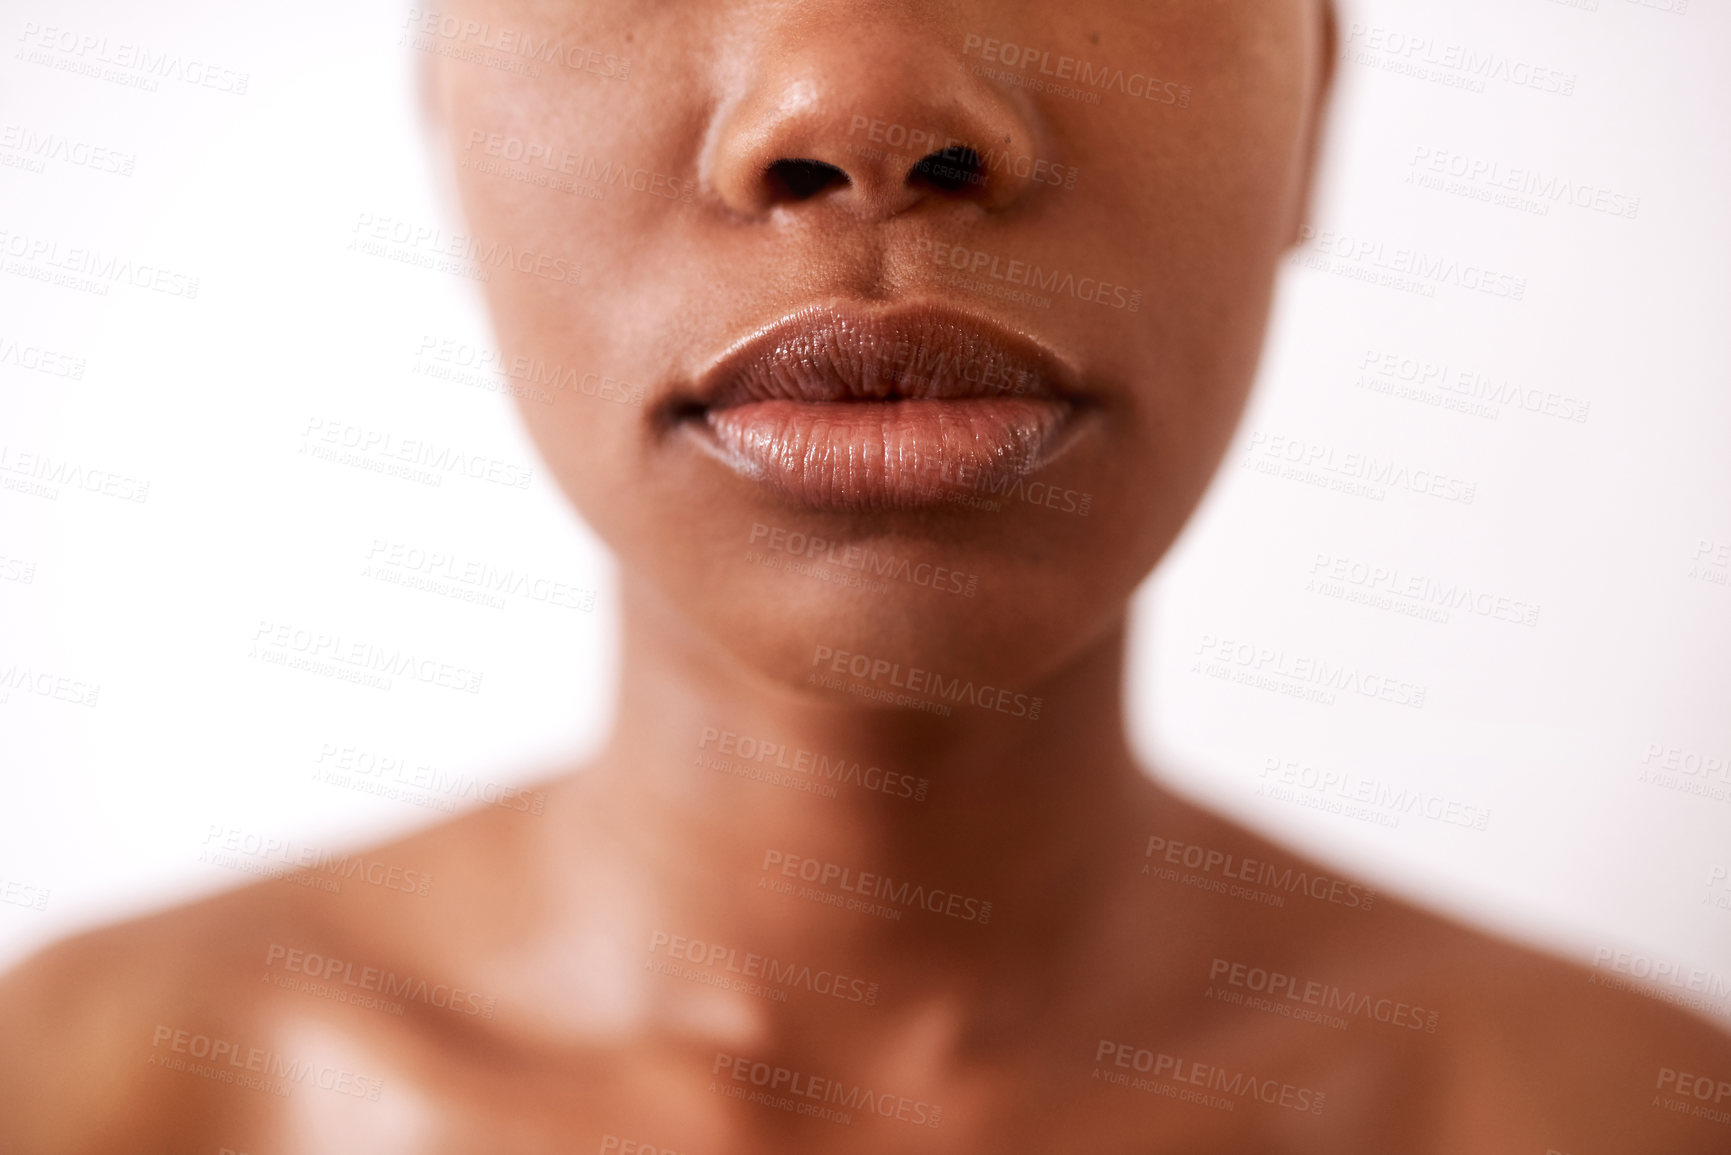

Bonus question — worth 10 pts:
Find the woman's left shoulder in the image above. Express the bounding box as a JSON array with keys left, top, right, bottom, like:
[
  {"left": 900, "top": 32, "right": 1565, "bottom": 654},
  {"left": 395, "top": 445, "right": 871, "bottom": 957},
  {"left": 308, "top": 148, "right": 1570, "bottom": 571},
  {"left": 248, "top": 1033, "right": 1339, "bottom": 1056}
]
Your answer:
[{"left": 1379, "top": 906, "right": 1731, "bottom": 1152}]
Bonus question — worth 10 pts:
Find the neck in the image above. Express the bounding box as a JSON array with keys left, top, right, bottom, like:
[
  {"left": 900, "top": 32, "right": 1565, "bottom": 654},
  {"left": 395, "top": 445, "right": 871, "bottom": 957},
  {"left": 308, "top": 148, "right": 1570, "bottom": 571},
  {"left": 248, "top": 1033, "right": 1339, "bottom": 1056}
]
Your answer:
[{"left": 579, "top": 581, "right": 1161, "bottom": 980}]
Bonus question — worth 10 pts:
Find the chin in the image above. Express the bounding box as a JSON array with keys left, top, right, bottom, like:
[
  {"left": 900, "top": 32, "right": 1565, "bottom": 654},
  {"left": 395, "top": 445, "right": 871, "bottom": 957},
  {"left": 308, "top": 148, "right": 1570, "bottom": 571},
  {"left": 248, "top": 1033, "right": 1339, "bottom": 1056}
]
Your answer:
[{"left": 680, "top": 570, "right": 1103, "bottom": 710}]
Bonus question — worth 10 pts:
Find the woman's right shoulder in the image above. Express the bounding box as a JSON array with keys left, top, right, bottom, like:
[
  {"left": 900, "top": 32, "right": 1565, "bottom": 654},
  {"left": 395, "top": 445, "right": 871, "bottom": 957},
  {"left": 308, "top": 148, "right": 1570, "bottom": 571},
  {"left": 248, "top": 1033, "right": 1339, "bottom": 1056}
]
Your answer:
[{"left": 0, "top": 884, "right": 343, "bottom": 1154}]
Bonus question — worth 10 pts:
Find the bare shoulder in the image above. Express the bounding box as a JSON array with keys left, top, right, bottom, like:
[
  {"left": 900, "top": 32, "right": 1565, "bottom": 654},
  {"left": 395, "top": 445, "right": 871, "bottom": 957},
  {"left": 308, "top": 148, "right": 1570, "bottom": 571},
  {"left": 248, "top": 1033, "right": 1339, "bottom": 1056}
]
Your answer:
[
  {"left": 1423, "top": 919, "right": 1731, "bottom": 1153},
  {"left": 0, "top": 893, "right": 303, "bottom": 1154},
  {"left": 1166, "top": 800, "right": 1731, "bottom": 1151},
  {"left": 0, "top": 800, "right": 545, "bottom": 1155}
]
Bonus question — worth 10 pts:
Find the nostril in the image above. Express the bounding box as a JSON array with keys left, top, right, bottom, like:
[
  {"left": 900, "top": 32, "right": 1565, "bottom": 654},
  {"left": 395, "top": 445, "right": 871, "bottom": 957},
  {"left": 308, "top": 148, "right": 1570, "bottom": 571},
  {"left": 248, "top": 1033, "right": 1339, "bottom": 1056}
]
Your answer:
[
  {"left": 907, "top": 146, "right": 986, "bottom": 195},
  {"left": 765, "top": 158, "right": 850, "bottom": 201}
]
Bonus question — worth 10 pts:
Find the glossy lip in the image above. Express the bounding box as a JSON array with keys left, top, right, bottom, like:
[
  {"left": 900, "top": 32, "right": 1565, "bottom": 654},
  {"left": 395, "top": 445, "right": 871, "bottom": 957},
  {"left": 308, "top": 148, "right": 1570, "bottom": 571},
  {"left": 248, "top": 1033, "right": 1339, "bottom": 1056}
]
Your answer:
[{"left": 663, "top": 304, "right": 1093, "bottom": 510}]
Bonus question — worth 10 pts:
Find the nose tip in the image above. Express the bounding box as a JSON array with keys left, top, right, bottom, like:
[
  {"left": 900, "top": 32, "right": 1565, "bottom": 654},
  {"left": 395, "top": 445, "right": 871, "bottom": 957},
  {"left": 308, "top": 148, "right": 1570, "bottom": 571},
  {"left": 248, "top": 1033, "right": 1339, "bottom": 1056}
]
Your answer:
[{"left": 705, "top": 35, "right": 1042, "bottom": 220}]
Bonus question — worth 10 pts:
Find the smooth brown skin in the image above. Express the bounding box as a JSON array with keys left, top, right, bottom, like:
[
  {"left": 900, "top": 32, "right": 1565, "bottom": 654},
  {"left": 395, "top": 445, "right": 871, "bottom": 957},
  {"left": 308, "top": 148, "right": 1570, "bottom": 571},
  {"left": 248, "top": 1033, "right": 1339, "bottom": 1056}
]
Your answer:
[{"left": 4, "top": 1, "right": 1729, "bottom": 1151}]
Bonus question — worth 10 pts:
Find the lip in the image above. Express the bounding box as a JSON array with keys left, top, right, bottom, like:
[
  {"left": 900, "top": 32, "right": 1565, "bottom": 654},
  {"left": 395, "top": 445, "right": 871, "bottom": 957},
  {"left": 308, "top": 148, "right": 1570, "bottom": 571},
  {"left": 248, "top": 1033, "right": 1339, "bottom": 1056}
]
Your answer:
[{"left": 665, "top": 304, "right": 1091, "bottom": 510}]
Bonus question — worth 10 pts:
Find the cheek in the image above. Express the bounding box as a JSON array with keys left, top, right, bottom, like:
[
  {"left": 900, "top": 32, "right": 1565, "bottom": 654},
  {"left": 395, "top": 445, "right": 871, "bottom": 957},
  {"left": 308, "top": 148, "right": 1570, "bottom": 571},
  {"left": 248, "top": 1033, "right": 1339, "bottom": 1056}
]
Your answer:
[
  {"left": 510, "top": 388, "right": 645, "bottom": 540},
  {"left": 444, "top": 46, "right": 700, "bottom": 324}
]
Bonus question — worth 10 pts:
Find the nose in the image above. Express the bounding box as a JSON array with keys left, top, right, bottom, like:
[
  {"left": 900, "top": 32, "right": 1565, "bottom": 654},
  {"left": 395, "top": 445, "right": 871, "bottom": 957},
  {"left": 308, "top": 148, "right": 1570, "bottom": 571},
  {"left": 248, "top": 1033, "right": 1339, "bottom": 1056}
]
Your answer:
[{"left": 704, "top": 12, "right": 1044, "bottom": 220}]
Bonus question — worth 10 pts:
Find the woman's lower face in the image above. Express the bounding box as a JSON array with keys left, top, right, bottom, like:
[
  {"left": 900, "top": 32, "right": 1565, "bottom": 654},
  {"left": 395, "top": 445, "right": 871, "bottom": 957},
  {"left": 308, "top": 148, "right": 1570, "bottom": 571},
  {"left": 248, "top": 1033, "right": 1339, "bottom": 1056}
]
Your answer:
[{"left": 435, "top": 0, "right": 1329, "bottom": 690}]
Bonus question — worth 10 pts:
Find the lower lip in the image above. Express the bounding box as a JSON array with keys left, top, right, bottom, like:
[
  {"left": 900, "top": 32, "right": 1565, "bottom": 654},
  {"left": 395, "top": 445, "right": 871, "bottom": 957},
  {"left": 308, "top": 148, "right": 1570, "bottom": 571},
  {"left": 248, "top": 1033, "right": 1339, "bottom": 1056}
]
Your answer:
[{"left": 695, "top": 398, "right": 1075, "bottom": 510}]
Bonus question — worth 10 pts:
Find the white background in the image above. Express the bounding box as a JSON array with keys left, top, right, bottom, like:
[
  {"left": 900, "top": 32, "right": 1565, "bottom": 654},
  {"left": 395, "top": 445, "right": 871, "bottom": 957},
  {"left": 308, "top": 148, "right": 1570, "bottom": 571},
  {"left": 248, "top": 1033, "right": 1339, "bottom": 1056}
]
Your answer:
[{"left": 1, "top": 0, "right": 1727, "bottom": 1024}]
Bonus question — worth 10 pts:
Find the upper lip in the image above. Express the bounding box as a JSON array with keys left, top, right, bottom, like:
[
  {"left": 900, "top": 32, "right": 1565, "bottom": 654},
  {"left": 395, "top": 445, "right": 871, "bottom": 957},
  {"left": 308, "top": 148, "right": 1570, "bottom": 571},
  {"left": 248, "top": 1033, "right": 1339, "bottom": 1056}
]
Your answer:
[{"left": 664, "top": 303, "right": 1087, "bottom": 418}]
